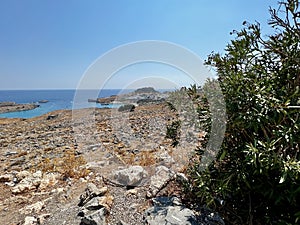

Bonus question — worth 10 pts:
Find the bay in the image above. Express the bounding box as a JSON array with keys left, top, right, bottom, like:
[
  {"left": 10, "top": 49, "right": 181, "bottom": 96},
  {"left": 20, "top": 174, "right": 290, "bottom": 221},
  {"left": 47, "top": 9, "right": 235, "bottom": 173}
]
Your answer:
[{"left": 0, "top": 89, "right": 128, "bottom": 118}]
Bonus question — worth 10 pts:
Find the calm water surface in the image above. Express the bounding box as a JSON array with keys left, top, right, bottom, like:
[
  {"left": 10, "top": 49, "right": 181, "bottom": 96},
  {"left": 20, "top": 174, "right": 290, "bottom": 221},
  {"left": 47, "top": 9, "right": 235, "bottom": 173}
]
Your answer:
[{"left": 0, "top": 89, "right": 126, "bottom": 118}]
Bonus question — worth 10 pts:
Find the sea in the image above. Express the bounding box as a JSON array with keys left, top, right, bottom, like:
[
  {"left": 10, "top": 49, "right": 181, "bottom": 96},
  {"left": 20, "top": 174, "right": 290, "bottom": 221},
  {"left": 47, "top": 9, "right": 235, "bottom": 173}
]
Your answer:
[{"left": 0, "top": 89, "right": 131, "bottom": 119}]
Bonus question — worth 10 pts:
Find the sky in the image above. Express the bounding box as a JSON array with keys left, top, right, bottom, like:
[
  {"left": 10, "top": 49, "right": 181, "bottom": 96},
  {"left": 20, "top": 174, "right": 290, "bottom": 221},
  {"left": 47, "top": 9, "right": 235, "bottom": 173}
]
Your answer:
[{"left": 0, "top": 0, "right": 278, "bottom": 90}]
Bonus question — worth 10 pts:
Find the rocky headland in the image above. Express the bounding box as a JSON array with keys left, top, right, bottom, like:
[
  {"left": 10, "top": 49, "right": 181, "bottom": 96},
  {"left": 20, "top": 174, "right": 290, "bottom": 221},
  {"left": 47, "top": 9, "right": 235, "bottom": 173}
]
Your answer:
[
  {"left": 89, "top": 87, "right": 168, "bottom": 105},
  {"left": 0, "top": 102, "right": 39, "bottom": 114},
  {"left": 0, "top": 89, "right": 224, "bottom": 225}
]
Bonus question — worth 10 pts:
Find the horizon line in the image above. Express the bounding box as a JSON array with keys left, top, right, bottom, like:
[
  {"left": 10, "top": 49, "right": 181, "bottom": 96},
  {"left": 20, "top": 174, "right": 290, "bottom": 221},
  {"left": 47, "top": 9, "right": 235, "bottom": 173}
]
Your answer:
[{"left": 0, "top": 87, "right": 179, "bottom": 91}]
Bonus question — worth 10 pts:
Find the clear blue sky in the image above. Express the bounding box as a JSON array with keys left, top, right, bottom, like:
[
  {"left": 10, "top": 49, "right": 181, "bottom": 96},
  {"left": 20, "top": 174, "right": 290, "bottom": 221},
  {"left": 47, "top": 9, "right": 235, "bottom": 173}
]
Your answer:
[{"left": 0, "top": 0, "right": 278, "bottom": 90}]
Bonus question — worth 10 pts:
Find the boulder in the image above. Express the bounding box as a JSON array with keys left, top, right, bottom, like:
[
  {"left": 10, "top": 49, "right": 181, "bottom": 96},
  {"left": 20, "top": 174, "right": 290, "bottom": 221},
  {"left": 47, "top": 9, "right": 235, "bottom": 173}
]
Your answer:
[
  {"left": 79, "top": 183, "right": 108, "bottom": 206},
  {"left": 147, "top": 166, "right": 175, "bottom": 198},
  {"left": 84, "top": 196, "right": 109, "bottom": 211},
  {"left": 113, "top": 166, "right": 148, "bottom": 187},
  {"left": 78, "top": 183, "right": 112, "bottom": 225},
  {"left": 80, "top": 208, "right": 107, "bottom": 225},
  {"left": 145, "top": 206, "right": 198, "bottom": 225},
  {"left": 144, "top": 197, "right": 198, "bottom": 225}
]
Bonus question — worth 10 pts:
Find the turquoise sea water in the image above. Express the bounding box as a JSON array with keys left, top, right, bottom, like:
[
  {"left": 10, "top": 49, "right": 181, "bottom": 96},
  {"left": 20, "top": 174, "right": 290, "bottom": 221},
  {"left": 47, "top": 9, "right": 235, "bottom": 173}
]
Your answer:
[{"left": 0, "top": 89, "right": 126, "bottom": 118}]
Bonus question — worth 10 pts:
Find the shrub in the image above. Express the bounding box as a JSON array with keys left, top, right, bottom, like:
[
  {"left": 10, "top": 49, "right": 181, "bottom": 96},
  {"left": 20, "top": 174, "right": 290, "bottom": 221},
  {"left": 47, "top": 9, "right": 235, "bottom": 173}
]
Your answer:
[
  {"left": 166, "top": 120, "right": 181, "bottom": 147},
  {"left": 186, "top": 1, "right": 300, "bottom": 224},
  {"left": 165, "top": 86, "right": 210, "bottom": 148},
  {"left": 118, "top": 104, "right": 135, "bottom": 112}
]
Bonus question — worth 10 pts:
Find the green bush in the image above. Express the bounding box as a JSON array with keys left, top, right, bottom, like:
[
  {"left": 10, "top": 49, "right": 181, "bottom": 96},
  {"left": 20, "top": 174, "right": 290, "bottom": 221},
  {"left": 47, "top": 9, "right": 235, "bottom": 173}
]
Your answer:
[
  {"left": 165, "top": 86, "right": 211, "bottom": 148},
  {"left": 166, "top": 120, "right": 181, "bottom": 147},
  {"left": 186, "top": 1, "right": 300, "bottom": 224}
]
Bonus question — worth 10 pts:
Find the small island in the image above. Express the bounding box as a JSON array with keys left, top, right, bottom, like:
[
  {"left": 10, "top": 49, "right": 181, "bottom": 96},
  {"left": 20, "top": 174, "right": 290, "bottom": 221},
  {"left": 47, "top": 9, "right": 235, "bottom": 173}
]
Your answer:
[
  {"left": 0, "top": 102, "right": 39, "bottom": 114},
  {"left": 38, "top": 100, "right": 49, "bottom": 103}
]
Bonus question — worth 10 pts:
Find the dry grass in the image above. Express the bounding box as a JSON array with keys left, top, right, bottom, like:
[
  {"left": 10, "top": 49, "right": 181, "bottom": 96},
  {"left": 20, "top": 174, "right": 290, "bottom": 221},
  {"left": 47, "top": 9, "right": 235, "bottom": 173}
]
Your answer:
[
  {"left": 138, "top": 150, "right": 157, "bottom": 166},
  {"left": 37, "top": 150, "right": 90, "bottom": 179},
  {"left": 102, "top": 194, "right": 114, "bottom": 209},
  {"left": 123, "top": 150, "right": 157, "bottom": 166}
]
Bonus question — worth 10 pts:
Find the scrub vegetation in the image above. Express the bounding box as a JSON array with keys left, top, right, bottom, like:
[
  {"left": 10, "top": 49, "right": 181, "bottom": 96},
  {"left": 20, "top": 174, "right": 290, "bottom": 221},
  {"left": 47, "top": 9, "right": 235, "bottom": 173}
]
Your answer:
[{"left": 183, "top": 1, "right": 300, "bottom": 224}]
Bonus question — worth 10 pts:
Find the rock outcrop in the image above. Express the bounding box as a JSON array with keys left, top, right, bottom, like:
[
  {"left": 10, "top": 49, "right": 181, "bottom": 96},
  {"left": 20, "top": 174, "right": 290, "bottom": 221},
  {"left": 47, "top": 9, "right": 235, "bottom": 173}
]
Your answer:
[
  {"left": 78, "top": 183, "right": 113, "bottom": 225},
  {"left": 144, "top": 196, "right": 199, "bottom": 225}
]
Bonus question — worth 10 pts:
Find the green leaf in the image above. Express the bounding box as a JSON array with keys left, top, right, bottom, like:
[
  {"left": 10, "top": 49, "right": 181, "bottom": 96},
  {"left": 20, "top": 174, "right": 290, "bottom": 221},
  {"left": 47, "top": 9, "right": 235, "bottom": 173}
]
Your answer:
[{"left": 219, "top": 150, "right": 227, "bottom": 161}]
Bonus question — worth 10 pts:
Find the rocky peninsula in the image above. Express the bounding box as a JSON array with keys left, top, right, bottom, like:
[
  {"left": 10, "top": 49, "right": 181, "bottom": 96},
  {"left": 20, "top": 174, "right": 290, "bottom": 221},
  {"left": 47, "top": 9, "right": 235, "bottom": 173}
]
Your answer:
[
  {"left": 89, "top": 87, "right": 168, "bottom": 105},
  {"left": 0, "top": 102, "right": 39, "bottom": 114},
  {"left": 0, "top": 88, "right": 224, "bottom": 225}
]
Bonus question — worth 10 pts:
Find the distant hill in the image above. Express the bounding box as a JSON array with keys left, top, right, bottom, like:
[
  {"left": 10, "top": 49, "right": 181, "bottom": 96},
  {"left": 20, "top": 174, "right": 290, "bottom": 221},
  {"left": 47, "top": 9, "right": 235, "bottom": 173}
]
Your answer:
[
  {"left": 88, "top": 87, "right": 166, "bottom": 104},
  {"left": 134, "top": 87, "right": 158, "bottom": 94}
]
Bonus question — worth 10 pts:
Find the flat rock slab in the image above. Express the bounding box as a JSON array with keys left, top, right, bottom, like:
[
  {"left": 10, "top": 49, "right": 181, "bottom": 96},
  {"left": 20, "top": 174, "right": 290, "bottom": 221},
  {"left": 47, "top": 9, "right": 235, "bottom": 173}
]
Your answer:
[
  {"left": 144, "top": 197, "right": 198, "bottom": 225},
  {"left": 144, "top": 197, "right": 225, "bottom": 225}
]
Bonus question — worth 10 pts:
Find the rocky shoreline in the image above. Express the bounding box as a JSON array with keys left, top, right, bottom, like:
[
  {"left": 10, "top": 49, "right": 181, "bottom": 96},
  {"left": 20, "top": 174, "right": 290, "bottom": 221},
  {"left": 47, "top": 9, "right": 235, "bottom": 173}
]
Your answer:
[
  {"left": 0, "top": 102, "right": 39, "bottom": 114},
  {"left": 0, "top": 89, "right": 224, "bottom": 224}
]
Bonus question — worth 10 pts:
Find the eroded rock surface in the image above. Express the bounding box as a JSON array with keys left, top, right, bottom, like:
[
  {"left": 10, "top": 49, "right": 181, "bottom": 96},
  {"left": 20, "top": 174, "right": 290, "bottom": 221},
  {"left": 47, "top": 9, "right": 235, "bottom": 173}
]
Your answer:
[{"left": 113, "top": 166, "right": 148, "bottom": 187}]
